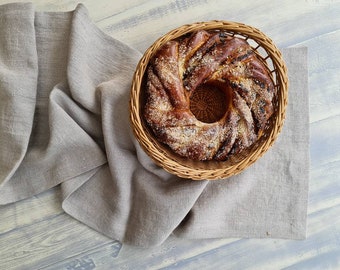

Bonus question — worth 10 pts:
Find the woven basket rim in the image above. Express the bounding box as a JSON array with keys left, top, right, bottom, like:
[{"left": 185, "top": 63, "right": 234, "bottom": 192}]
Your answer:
[{"left": 130, "top": 20, "right": 288, "bottom": 180}]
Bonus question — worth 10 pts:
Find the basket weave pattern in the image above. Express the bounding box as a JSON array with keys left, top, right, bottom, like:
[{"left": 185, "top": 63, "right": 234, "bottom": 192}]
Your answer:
[
  {"left": 130, "top": 21, "right": 288, "bottom": 180},
  {"left": 189, "top": 83, "right": 228, "bottom": 123}
]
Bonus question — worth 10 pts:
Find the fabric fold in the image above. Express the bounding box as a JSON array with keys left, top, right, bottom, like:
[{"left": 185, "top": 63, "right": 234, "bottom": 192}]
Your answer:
[
  {"left": 0, "top": 3, "right": 38, "bottom": 201},
  {"left": 0, "top": 3, "right": 309, "bottom": 247},
  {"left": 0, "top": 4, "right": 107, "bottom": 204}
]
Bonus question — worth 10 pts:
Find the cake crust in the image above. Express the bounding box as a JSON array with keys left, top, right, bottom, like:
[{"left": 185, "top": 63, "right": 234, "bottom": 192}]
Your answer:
[{"left": 144, "top": 30, "right": 275, "bottom": 161}]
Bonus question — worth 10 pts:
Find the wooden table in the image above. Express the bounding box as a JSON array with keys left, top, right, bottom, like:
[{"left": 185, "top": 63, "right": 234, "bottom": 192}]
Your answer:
[{"left": 1, "top": 0, "right": 339, "bottom": 269}]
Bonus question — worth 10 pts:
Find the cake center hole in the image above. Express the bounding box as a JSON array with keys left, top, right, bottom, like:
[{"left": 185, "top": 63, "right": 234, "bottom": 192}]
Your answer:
[{"left": 189, "top": 82, "right": 229, "bottom": 123}]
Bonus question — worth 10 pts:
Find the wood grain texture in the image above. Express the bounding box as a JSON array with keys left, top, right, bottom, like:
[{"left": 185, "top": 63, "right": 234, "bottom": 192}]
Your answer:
[
  {"left": 0, "top": 187, "right": 62, "bottom": 235},
  {"left": 0, "top": 0, "right": 339, "bottom": 269},
  {"left": 0, "top": 213, "right": 115, "bottom": 269}
]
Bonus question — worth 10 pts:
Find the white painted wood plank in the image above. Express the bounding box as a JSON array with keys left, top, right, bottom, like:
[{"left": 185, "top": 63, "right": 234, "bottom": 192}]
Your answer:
[
  {"left": 294, "top": 30, "right": 340, "bottom": 124},
  {"left": 43, "top": 238, "right": 240, "bottom": 270},
  {"left": 0, "top": 213, "right": 112, "bottom": 270},
  {"left": 0, "top": 187, "right": 62, "bottom": 235},
  {"left": 94, "top": 0, "right": 340, "bottom": 51},
  {"left": 43, "top": 240, "right": 123, "bottom": 270}
]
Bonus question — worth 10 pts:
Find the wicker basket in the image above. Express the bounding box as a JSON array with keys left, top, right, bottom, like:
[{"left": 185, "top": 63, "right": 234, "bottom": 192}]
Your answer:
[{"left": 130, "top": 21, "right": 288, "bottom": 180}]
